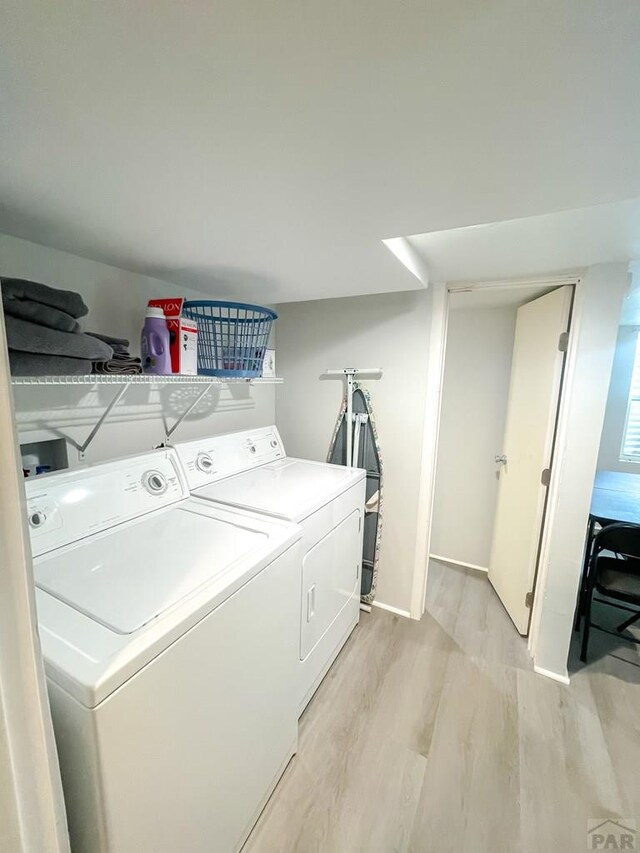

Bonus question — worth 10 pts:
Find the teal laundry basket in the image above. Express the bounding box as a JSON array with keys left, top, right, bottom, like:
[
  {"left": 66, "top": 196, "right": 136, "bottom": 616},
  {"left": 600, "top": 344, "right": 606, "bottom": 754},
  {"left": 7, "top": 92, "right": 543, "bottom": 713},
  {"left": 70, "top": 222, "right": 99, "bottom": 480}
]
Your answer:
[{"left": 182, "top": 301, "right": 277, "bottom": 378}]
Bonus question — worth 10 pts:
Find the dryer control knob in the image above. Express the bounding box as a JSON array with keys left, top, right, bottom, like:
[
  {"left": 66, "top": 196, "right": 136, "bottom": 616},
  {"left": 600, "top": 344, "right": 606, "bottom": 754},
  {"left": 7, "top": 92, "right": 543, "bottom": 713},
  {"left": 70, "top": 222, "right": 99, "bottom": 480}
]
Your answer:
[
  {"left": 143, "top": 470, "right": 167, "bottom": 494},
  {"left": 196, "top": 453, "right": 214, "bottom": 473},
  {"left": 29, "top": 509, "right": 46, "bottom": 528}
]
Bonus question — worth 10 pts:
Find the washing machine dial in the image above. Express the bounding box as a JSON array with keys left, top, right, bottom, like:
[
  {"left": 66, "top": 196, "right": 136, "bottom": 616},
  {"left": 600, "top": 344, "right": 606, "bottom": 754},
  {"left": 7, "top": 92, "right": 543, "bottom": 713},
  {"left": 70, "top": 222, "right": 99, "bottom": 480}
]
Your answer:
[
  {"left": 28, "top": 509, "right": 47, "bottom": 529},
  {"left": 196, "top": 452, "right": 214, "bottom": 473},
  {"left": 142, "top": 470, "right": 168, "bottom": 495}
]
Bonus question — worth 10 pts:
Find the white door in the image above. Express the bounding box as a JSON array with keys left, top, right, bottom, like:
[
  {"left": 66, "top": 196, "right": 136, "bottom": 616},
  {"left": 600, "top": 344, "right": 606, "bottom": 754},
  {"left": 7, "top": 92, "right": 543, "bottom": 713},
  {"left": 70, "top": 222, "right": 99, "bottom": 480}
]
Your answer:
[{"left": 488, "top": 286, "right": 573, "bottom": 635}]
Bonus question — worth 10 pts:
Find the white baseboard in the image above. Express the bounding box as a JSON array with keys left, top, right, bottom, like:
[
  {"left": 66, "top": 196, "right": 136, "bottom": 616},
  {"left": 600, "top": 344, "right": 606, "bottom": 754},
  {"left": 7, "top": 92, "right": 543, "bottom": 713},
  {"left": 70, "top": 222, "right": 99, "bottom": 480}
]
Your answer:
[
  {"left": 429, "top": 554, "right": 489, "bottom": 573},
  {"left": 370, "top": 600, "right": 411, "bottom": 619},
  {"left": 533, "top": 664, "right": 570, "bottom": 685}
]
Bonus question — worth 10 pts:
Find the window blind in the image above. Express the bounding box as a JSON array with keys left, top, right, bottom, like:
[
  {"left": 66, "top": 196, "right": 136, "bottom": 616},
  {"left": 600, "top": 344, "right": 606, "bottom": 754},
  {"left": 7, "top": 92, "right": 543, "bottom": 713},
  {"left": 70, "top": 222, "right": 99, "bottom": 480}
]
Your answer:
[{"left": 621, "top": 331, "right": 640, "bottom": 460}]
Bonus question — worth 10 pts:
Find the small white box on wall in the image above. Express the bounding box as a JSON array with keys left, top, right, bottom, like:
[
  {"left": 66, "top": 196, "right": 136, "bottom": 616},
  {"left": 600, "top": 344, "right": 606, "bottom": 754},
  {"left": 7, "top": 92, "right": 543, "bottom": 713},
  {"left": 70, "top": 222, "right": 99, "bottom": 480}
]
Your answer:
[{"left": 262, "top": 349, "right": 276, "bottom": 377}]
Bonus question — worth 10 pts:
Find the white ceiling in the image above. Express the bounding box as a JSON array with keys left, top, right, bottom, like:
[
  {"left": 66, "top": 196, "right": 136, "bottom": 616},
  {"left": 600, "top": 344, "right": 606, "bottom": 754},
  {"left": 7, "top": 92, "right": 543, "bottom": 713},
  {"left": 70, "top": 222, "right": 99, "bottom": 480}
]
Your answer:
[
  {"left": 406, "top": 198, "right": 640, "bottom": 284},
  {"left": 1, "top": 2, "right": 640, "bottom": 303}
]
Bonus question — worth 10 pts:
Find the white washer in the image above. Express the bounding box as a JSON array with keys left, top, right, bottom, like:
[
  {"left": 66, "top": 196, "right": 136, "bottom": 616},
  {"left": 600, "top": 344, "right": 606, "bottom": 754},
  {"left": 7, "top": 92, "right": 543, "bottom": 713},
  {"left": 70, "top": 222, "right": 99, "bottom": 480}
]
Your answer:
[
  {"left": 26, "top": 449, "right": 302, "bottom": 853},
  {"left": 175, "top": 426, "right": 366, "bottom": 712}
]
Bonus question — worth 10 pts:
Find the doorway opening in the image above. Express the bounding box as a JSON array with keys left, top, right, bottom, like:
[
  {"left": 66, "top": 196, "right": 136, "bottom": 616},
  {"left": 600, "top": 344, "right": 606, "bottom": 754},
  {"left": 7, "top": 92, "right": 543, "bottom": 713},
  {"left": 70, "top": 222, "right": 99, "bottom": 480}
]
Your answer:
[
  {"left": 571, "top": 274, "right": 640, "bottom": 678},
  {"left": 428, "top": 280, "right": 575, "bottom": 640}
]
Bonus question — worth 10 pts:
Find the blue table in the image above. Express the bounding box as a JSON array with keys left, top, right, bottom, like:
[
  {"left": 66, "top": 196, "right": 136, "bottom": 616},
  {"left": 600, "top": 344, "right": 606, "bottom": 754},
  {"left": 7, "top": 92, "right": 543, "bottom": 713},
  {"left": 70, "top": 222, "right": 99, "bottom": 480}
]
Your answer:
[{"left": 591, "top": 471, "right": 640, "bottom": 525}]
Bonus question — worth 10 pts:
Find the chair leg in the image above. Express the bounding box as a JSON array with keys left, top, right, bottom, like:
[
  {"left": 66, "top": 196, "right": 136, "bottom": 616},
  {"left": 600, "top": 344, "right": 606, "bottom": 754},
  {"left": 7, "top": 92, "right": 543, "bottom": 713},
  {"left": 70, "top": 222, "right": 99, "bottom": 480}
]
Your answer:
[
  {"left": 574, "top": 589, "right": 584, "bottom": 632},
  {"left": 616, "top": 611, "right": 640, "bottom": 633},
  {"left": 580, "top": 588, "right": 594, "bottom": 663},
  {"left": 574, "top": 586, "right": 584, "bottom": 632},
  {"left": 575, "top": 517, "right": 596, "bottom": 632}
]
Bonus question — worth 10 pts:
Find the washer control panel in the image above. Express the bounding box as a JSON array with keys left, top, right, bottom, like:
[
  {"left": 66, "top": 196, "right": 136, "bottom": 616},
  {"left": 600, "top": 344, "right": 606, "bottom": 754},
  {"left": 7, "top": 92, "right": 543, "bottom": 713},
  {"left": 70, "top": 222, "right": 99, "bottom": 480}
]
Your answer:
[
  {"left": 26, "top": 450, "right": 186, "bottom": 558},
  {"left": 142, "top": 470, "right": 168, "bottom": 494},
  {"left": 176, "top": 426, "right": 285, "bottom": 489},
  {"left": 26, "top": 501, "right": 63, "bottom": 537},
  {"left": 29, "top": 509, "right": 47, "bottom": 528},
  {"left": 195, "top": 452, "right": 215, "bottom": 474}
]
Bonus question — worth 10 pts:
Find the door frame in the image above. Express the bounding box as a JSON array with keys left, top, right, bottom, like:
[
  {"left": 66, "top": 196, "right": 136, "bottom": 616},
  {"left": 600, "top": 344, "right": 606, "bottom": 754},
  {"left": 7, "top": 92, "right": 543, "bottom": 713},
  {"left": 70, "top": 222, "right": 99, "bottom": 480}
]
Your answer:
[
  {"left": 0, "top": 312, "right": 70, "bottom": 852},
  {"left": 409, "top": 274, "right": 582, "bottom": 663},
  {"left": 410, "top": 281, "right": 449, "bottom": 619}
]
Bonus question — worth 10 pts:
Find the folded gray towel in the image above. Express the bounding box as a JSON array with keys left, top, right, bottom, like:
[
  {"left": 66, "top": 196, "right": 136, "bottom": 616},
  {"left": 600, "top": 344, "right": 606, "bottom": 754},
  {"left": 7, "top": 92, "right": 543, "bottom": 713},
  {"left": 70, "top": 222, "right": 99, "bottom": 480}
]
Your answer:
[
  {"left": 87, "top": 331, "right": 130, "bottom": 349},
  {"left": 9, "top": 350, "right": 92, "bottom": 377},
  {"left": 112, "top": 353, "right": 141, "bottom": 363},
  {"left": 1, "top": 278, "right": 88, "bottom": 318},
  {"left": 93, "top": 357, "right": 142, "bottom": 375},
  {"left": 2, "top": 294, "right": 81, "bottom": 333},
  {"left": 5, "top": 316, "right": 113, "bottom": 360}
]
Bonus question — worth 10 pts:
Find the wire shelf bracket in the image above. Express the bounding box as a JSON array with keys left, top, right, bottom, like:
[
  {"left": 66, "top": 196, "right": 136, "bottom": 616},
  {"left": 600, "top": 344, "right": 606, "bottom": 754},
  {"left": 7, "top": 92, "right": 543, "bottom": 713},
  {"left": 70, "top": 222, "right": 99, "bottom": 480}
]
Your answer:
[
  {"left": 77, "top": 383, "right": 130, "bottom": 460},
  {"left": 163, "top": 381, "right": 215, "bottom": 442}
]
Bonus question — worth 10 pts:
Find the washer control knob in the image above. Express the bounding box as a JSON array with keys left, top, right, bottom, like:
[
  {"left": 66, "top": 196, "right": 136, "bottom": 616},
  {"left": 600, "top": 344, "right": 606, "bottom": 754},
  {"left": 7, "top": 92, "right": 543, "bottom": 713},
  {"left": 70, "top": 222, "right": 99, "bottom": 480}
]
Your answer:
[
  {"left": 270, "top": 440, "right": 278, "bottom": 448},
  {"left": 29, "top": 510, "right": 47, "bottom": 528},
  {"left": 196, "top": 453, "right": 214, "bottom": 473},
  {"left": 249, "top": 445, "right": 257, "bottom": 454},
  {"left": 143, "top": 470, "right": 167, "bottom": 494}
]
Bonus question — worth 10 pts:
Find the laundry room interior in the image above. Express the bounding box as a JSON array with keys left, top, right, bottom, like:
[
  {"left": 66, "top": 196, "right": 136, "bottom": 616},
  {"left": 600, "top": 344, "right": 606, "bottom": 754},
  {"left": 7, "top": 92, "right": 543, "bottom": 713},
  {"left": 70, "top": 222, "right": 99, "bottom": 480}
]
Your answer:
[{"left": 2, "top": 4, "right": 640, "bottom": 853}]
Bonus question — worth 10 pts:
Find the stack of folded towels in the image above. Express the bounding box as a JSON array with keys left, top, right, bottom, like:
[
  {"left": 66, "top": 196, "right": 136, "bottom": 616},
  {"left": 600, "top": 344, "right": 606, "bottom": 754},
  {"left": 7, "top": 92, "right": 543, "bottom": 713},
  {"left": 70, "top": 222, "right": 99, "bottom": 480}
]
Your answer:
[
  {"left": 2, "top": 278, "right": 112, "bottom": 376},
  {"left": 89, "top": 333, "right": 142, "bottom": 375},
  {"left": 2, "top": 277, "right": 142, "bottom": 377},
  {"left": 0, "top": 278, "right": 142, "bottom": 376}
]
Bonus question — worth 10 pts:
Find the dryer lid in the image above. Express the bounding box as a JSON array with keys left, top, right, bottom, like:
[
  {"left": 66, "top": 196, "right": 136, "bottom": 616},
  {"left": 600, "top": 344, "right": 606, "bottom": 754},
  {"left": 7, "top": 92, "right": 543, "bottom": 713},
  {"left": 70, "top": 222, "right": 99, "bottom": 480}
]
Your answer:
[
  {"left": 34, "top": 506, "right": 266, "bottom": 634},
  {"left": 193, "top": 458, "right": 364, "bottom": 522}
]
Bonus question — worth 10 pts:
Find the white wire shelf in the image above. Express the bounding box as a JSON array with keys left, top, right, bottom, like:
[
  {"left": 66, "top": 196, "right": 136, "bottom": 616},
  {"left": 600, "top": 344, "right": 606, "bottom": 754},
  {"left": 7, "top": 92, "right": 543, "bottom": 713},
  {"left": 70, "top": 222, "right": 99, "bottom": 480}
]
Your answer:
[
  {"left": 11, "top": 373, "right": 283, "bottom": 457},
  {"left": 11, "top": 374, "right": 283, "bottom": 386}
]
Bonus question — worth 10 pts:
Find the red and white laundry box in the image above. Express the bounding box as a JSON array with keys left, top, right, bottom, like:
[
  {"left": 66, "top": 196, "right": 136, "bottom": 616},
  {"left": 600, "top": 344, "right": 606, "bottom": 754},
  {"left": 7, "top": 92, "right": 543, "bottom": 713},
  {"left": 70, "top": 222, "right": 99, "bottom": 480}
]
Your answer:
[{"left": 148, "top": 298, "right": 198, "bottom": 375}]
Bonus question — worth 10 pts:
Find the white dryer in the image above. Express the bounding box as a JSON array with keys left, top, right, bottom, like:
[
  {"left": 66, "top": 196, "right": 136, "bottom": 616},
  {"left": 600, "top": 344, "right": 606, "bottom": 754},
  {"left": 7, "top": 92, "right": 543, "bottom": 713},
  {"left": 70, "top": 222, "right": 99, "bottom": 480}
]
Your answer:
[
  {"left": 175, "top": 426, "right": 366, "bottom": 712},
  {"left": 26, "top": 449, "right": 302, "bottom": 853}
]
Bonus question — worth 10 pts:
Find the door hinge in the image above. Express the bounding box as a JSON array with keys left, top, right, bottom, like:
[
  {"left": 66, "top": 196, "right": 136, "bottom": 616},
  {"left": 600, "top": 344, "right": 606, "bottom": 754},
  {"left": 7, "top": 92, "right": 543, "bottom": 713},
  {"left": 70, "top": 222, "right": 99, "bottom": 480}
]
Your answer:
[
  {"left": 541, "top": 467, "right": 551, "bottom": 487},
  {"left": 558, "top": 331, "right": 569, "bottom": 352},
  {"left": 525, "top": 591, "right": 534, "bottom": 609}
]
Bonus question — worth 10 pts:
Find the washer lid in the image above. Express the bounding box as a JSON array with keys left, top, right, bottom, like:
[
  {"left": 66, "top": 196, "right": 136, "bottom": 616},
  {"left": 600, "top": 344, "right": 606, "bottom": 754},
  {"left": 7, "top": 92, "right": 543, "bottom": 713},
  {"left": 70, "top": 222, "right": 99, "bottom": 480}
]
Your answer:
[
  {"left": 193, "top": 458, "right": 365, "bottom": 522},
  {"left": 34, "top": 506, "right": 266, "bottom": 634}
]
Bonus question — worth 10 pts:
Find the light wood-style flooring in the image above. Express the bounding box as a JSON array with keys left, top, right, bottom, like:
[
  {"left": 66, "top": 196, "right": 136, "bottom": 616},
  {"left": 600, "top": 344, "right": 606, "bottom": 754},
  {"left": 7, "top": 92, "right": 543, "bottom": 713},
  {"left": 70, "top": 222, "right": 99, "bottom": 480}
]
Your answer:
[{"left": 244, "top": 560, "right": 640, "bottom": 853}]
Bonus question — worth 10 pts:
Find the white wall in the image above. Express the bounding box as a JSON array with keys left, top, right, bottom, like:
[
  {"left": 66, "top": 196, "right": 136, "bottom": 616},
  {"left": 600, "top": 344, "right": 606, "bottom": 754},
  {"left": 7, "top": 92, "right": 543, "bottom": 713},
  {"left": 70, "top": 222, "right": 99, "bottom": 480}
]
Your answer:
[
  {"left": 1, "top": 234, "right": 276, "bottom": 464},
  {"left": 0, "top": 234, "right": 209, "bottom": 354},
  {"left": 597, "top": 324, "right": 640, "bottom": 474},
  {"left": 531, "top": 263, "right": 629, "bottom": 679},
  {"left": 275, "top": 290, "right": 431, "bottom": 615},
  {"left": 430, "top": 305, "right": 516, "bottom": 568}
]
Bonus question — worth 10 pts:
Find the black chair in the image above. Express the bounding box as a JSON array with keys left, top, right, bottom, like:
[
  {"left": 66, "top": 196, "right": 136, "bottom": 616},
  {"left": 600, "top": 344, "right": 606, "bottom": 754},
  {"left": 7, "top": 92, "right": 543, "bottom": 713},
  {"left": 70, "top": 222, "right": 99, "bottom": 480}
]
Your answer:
[
  {"left": 580, "top": 523, "right": 640, "bottom": 663},
  {"left": 574, "top": 516, "right": 609, "bottom": 632}
]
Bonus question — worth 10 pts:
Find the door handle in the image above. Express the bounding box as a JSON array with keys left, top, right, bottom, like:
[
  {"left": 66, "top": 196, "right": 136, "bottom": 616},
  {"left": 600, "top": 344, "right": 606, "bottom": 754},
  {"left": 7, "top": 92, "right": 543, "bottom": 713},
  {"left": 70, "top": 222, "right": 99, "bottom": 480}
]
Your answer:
[
  {"left": 495, "top": 454, "right": 507, "bottom": 465},
  {"left": 307, "top": 584, "right": 316, "bottom": 622}
]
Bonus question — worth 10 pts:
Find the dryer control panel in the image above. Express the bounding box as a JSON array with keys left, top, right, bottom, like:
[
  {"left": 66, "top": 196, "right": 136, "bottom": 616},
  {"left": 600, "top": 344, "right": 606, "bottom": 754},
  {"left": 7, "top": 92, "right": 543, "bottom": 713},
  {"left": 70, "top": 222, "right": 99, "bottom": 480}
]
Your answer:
[
  {"left": 26, "top": 450, "right": 187, "bottom": 558},
  {"left": 175, "top": 426, "right": 285, "bottom": 490}
]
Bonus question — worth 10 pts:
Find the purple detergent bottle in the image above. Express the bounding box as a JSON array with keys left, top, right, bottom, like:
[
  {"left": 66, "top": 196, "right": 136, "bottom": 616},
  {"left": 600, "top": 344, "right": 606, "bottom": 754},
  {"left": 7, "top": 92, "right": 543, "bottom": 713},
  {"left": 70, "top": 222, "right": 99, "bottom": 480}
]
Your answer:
[{"left": 141, "top": 307, "right": 172, "bottom": 374}]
